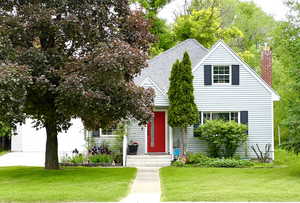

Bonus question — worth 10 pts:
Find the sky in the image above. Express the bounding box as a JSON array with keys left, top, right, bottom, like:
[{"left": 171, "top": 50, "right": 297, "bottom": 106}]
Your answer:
[{"left": 158, "top": 0, "right": 289, "bottom": 23}]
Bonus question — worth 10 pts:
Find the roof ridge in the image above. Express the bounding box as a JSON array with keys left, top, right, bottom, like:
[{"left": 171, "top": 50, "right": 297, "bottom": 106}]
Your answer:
[
  {"left": 148, "top": 39, "right": 208, "bottom": 63},
  {"left": 189, "top": 38, "right": 209, "bottom": 52}
]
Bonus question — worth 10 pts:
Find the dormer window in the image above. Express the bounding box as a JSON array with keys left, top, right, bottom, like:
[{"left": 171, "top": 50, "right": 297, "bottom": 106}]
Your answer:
[{"left": 213, "top": 65, "right": 230, "bottom": 84}]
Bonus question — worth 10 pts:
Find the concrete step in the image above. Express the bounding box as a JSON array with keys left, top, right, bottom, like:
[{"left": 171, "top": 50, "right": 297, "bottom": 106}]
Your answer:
[
  {"left": 126, "top": 155, "right": 172, "bottom": 167},
  {"left": 127, "top": 163, "right": 171, "bottom": 167},
  {"left": 127, "top": 159, "right": 171, "bottom": 163},
  {"left": 127, "top": 155, "right": 172, "bottom": 159}
]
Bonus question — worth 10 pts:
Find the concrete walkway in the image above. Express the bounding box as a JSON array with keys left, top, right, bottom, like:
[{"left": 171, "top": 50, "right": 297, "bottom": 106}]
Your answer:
[
  {"left": 0, "top": 152, "right": 44, "bottom": 167},
  {"left": 122, "top": 167, "right": 161, "bottom": 203}
]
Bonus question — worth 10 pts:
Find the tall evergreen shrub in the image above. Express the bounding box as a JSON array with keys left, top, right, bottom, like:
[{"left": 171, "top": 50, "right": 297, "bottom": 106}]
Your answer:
[{"left": 168, "top": 52, "right": 199, "bottom": 155}]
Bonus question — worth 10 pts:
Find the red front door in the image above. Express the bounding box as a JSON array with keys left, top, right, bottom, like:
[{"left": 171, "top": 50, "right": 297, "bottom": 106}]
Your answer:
[{"left": 147, "top": 112, "right": 166, "bottom": 152}]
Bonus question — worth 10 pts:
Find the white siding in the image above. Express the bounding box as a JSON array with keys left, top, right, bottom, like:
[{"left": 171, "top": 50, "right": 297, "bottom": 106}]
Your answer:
[
  {"left": 91, "top": 135, "right": 120, "bottom": 151},
  {"left": 127, "top": 120, "right": 146, "bottom": 155},
  {"left": 187, "top": 43, "right": 274, "bottom": 158},
  {"left": 141, "top": 77, "right": 169, "bottom": 106}
]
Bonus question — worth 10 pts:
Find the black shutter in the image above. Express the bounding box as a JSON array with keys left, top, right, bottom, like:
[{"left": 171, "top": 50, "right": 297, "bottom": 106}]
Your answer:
[
  {"left": 204, "top": 65, "right": 212, "bottom": 85},
  {"left": 232, "top": 65, "right": 240, "bottom": 85},
  {"left": 240, "top": 111, "right": 248, "bottom": 134},
  {"left": 240, "top": 111, "right": 248, "bottom": 125}
]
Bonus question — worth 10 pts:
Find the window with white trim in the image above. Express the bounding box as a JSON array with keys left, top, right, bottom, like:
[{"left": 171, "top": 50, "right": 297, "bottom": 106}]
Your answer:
[
  {"left": 213, "top": 65, "right": 230, "bottom": 84},
  {"left": 194, "top": 112, "right": 240, "bottom": 136},
  {"left": 201, "top": 112, "right": 239, "bottom": 124},
  {"left": 89, "top": 126, "right": 118, "bottom": 137}
]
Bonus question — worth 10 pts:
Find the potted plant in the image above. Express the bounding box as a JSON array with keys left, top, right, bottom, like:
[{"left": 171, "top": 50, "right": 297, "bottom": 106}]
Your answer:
[{"left": 128, "top": 141, "right": 138, "bottom": 155}]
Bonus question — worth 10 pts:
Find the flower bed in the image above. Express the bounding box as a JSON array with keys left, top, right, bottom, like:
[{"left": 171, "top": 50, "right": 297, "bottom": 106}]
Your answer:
[
  {"left": 59, "top": 162, "right": 122, "bottom": 167},
  {"left": 60, "top": 153, "right": 123, "bottom": 167},
  {"left": 60, "top": 143, "right": 123, "bottom": 167},
  {"left": 172, "top": 152, "right": 254, "bottom": 168}
]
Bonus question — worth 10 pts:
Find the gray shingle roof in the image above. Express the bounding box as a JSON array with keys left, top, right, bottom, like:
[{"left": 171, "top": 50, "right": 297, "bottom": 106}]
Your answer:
[{"left": 134, "top": 39, "right": 208, "bottom": 93}]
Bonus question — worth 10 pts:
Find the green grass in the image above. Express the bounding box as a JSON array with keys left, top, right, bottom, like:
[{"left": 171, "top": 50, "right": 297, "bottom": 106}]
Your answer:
[
  {"left": 0, "top": 167, "right": 136, "bottom": 202},
  {"left": 0, "top": 151, "right": 8, "bottom": 156},
  {"left": 160, "top": 149, "right": 300, "bottom": 202}
]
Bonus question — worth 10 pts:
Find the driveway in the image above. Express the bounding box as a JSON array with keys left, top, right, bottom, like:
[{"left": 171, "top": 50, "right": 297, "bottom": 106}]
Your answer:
[{"left": 0, "top": 152, "right": 44, "bottom": 167}]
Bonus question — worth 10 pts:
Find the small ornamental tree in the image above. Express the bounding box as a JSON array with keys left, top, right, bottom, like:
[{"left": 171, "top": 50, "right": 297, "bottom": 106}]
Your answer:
[
  {"left": 168, "top": 52, "right": 199, "bottom": 155},
  {"left": 0, "top": 0, "right": 154, "bottom": 169}
]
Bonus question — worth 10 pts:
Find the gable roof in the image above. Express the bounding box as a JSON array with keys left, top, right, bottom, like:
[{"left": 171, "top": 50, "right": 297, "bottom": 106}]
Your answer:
[
  {"left": 136, "top": 39, "right": 279, "bottom": 102},
  {"left": 134, "top": 39, "right": 208, "bottom": 93},
  {"left": 192, "top": 40, "right": 280, "bottom": 101}
]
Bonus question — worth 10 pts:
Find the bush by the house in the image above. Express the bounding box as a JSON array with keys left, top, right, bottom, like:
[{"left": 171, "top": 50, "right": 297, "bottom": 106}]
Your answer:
[
  {"left": 70, "top": 154, "right": 86, "bottom": 164},
  {"left": 171, "top": 152, "right": 254, "bottom": 168},
  {"left": 171, "top": 160, "right": 186, "bottom": 167},
  {"left": 89, "top": 154, "right": 113, "bottom": 164},
  {"left": 186, "top": 152, "right": 210, "bottom": 164},
  {"left": 112, "top": 152, "right": 122, "bottom": 164},
  {"left": 251, "top": 144, "right": 272, "bottom": 162},
  {"left": 202, "top": 158, "right": 254, "bottom": 168},
  {"left": 88, "top": 142, "right": 112, "bottom": 155},
  {"left": 60, "top": 153, "right": 86, "bottom": 164},
  {"left": 194, "top": 120, "right": 248, "bottom": 158},
  {"left": 60, "top": 143, "right": 121, "bottom": 166}
]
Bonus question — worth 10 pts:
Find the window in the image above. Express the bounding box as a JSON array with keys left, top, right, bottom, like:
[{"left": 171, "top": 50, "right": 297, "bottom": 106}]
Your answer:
[
  {"left": 212, "top": 112, "right": 229, "bottom": 121},
  {"left": 91, "top": 130, "right": 100, "bottom": 137},
  {"left": 213, "top": 65, "right": 230, "bottom": 84},
  {"left": 89, "top": 126, "right": 118, "bottom": 137},
  {"left": 194, "top": 112, "right": 240, "bottom": 136},
  {"left": 231, "top": 112, "right": 239, "bottom": 123},
  {"left": 203, "top": 112, "right": 211, "bottom": 123},
  {"left": 101, "top": 127, "right": 118, "bottom": 136},
  {"left": 201, "top": 112, "right": 239, "bottom": 124}
]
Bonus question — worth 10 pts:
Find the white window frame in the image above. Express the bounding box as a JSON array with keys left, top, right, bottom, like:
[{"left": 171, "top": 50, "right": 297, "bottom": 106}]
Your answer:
[
  {"left": 89, "top": 128, "right": 118, "bottom": 137},
  {"left": 212, "top": 65, "right": 232, "bottom": 85},
  {"left": 201, "top": 111, "right": 240, "bottom": 124},
  {"left": 99, "top": 128, "right": 118, "bottom": 137}
]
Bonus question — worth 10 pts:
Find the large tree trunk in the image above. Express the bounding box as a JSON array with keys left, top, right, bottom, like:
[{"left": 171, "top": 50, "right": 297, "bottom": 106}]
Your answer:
[
  {"left": 180, "top": 128, "right": 186, "bottom": 156},
  {"left": 45, "top": 120, "right": 59, "bottom": 170}
]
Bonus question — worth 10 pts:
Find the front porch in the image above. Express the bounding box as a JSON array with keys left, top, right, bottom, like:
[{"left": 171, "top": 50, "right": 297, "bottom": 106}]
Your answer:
[{"left": 124, "top": 109, "right": 175, "bottom": 167}]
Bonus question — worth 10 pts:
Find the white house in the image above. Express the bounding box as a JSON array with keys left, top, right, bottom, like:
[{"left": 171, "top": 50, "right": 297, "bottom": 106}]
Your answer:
[{"left": 12, "top": 39, "right": 280, "bottom": 166}]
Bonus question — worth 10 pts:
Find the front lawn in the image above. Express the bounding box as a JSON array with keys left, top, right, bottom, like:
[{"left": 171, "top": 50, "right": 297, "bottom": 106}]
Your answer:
[
  {"left": 0, "top": 167, "right": 136, "bottom": 202},
  {"left": 160, "top": 150, "right": 300, "bottom": 202},
  {"left": 0, "top": 151, "right": 7, "bottom": 156}
]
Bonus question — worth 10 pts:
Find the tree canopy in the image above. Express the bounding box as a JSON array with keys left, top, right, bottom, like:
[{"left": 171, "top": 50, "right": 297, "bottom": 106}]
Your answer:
[
  {"left": 132, "top": 0, "right": 176, "bottom": 56},
  {"left": 272, "top": 0, "right": 300, "bottom": 154},
  {"left": 174, "top": 8, "right": 243, "bottom": 48},
  {"left": 0, "top": 0, "right": 154, "bottom": 169}
]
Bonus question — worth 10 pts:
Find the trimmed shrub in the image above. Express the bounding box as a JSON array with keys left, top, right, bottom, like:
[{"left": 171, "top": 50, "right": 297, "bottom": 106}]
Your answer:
[
  {"left": 112, "top": 152, "right": 122, "bottom": 164},
  {"left": 171, "top": 160, "right": 186, "bottom": 167},
  {"left": 89, "top": 154, "right": 113, "bottom": 164},
  {"left": 60, "top": 154, "right": 86, "bottom": 164},
  {"left": 185, "top": 152, "right": 254, "bottom": 168},
  {"left": 186, "top": 152, "right": 210, "bottom": 164},
  {"left": 202, "top": 158, "right": 254, "bottom": 168},
  {"left": 194, "top": 120, "right": 248, "bottom": 158}
]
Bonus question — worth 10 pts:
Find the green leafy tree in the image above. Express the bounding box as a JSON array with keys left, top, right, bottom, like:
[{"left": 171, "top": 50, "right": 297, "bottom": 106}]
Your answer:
[
  {"left": 132, "top": 0, "right": 176, "bottom": 56},
  {"left": 132, "top": 0, "right": 172, "bottom": 17},
  {"left": 272, "top": 0, "right": 300, "bottom": 154},
  {"left": 149, "top": 18, "right": 176, "bottom": 56},
  {"left": 168, "top": 52, "right": 199, "bottom": 155},
  {"left": 174, "top": 9, "right": 243, "bottom": 48},
  {"left": 0, "top": 0, "right": 154, "bottom": 169},
  {"left": 189, "top": 0, "right": 276, "bottom": 69},
  {"left": 189, "top": 0, "right": 239, "bottom": 27},
  {"left": 0, "top": 122, "right": 11, "bottom": 137}
]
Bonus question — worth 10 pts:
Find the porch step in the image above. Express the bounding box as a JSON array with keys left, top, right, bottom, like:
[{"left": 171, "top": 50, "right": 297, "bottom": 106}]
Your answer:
[{"left": 126, "top": 155, "right": 172, "bottom": 167}]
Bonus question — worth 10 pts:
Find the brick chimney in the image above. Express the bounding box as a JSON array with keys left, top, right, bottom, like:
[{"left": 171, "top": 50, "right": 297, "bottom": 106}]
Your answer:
[{"left": 261, "top": 45, "right": 272, "bottom": 87}]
